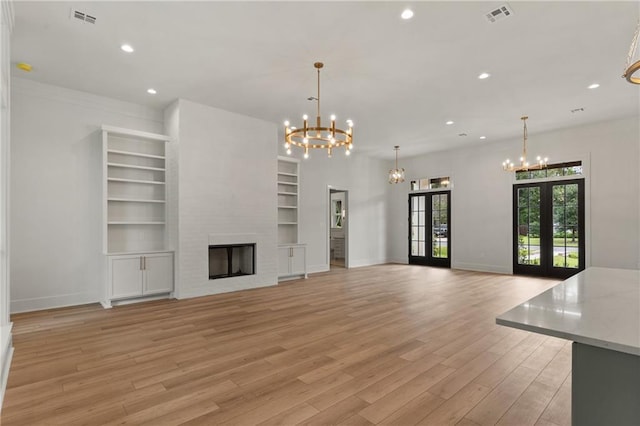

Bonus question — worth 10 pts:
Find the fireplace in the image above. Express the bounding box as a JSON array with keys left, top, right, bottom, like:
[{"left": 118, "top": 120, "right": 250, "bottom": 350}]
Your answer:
[{"left": 209, "top": 243, "right": 255, "bottom": 280}]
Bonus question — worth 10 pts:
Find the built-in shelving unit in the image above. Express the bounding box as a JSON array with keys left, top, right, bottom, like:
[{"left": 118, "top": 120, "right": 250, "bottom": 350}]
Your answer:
[
  {"left": 101, "top": 125, "right": 174, "bottom": 307},
  {"left": 277, "top": 157, "right": 307, "bottom": 280},
  {"left": 277, "top": 157, "right": 300, "bottom": 243}
]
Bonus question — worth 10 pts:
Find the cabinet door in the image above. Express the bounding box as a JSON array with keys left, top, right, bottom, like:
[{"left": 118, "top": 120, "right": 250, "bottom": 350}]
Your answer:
[
  {"left": 143, "top": 253, "right": 174, "bottom": 295},
  {"left": 278, "top": 246, "right": 291, "bottom": 276},
  {"left": 110, "top": 256, "right": 143, "bottom": 299},
  {"left": 290, "top": 246, "right": 306, "bottom": 276}
]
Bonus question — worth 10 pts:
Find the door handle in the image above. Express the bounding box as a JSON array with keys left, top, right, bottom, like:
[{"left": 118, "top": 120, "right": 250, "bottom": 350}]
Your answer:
[
  {"left": 140, "top": 256, "right": 143, "bottom": 270},
  {"left": 143, "top": 256, "right": 146, "bottom": 270}
]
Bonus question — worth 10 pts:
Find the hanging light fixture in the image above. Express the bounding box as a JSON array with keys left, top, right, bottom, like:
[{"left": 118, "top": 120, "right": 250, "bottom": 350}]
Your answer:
[
  {"left": 284, "top": 62, "right": 353, "bottom": 159},
  {"left": 389, "top": 145, "right": 405, "bottom": 184},
  {"left": 502, "top": 116, "right": 548, "bottom": 172},
  {"left": 623, "top": 19, "right": 640, "bottom": 84}
]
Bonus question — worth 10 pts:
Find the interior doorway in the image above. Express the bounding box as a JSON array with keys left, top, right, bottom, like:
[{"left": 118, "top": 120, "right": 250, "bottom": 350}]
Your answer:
[{"left": 328, "top": 188, "right": 348, "bottom": 269}]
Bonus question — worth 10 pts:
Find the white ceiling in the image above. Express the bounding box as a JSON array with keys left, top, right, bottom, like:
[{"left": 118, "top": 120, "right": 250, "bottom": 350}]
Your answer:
[{"left": 11, "top": 1, "right": 640, "bottom": 159}]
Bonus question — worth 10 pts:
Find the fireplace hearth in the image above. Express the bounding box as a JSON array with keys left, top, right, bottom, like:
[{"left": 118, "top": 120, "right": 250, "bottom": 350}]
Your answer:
[{"left": 209, "top": 243, "right": 255, "bottom": 280}]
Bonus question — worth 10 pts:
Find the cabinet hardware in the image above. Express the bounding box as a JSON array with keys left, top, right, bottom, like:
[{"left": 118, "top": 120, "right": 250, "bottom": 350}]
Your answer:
[
  {"left": 143, "top": 256, "right": 146, "bottom": 270},
  {"left": 140, "top": 256, "right": 143, "bottom": 270}
]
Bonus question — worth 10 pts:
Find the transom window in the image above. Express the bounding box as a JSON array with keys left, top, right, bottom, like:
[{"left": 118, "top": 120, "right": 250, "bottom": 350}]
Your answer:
[
  {"left": 410, "top": 176, "right": 450, "bottom": 191},
  {"left": 515, "top": 161, "right": 582, "bottom": 181}
]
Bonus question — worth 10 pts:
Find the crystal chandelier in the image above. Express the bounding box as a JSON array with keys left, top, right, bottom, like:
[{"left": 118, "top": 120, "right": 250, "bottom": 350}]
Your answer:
[
  {"left": 389, "top": 145, "right": 405, "bottom": 184},
  {"left": 284, "top": 62, "right": 353, "bottom": 159},
  {"left": 502, "top": 116, "right": 548, "bottom": 172},
  {"left": 623, "top": 19, "right": 640, "bottom": 84}
]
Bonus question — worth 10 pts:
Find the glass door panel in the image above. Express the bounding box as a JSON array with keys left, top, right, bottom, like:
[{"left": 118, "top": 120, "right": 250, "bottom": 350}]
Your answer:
[
  {"left": 552, "top": 183, "right": 581, "bottom": 270},
  {"left": 517, "top": 187, "right": 540, "bottom": 266}
]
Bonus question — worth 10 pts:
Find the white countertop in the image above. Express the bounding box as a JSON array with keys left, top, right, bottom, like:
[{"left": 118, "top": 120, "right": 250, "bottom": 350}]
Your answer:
[{"left": 496, "top": 267, "right": 640, "bottom": 356}]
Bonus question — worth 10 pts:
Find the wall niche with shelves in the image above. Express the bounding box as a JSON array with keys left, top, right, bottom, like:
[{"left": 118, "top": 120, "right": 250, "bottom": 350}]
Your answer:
[
  {"left": 101, "top": 125, "right": 174, "bottom": 307},
  {"left": 277, "top": 157, "right": 306, "bottom": 280}
]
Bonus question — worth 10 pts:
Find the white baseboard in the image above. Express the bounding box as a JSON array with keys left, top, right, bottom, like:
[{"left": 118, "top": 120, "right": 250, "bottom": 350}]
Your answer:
[
  {"left": 10, "top": 292, "right": 99, "bottom": 314},
  {"left": 348, "top": 258, "right": 387, "bottom": 268},
  {"left": 0, "top": 323, "right": 13, "bottom": 414},
  {"left": 307, "top": 264, "right": 330, "bottom": 274},
  {"left": 453, "top": 262, "right": 511, "bottom": 275}
]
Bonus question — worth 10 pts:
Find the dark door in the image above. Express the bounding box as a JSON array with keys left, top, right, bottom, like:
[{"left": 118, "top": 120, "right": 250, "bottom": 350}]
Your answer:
[
  {"left": 409, "top": 191, "right": 451, "bottom": 268},
  {"left": 513, "top": 179, "right": 585, "bottom": 278}
]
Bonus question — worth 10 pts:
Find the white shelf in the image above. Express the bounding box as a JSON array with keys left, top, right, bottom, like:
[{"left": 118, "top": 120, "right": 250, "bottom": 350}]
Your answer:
[
  {"left": 108, "top": 198, "right": 166, "bottom": 204},
  {"left": 278, "top": 191, "right": 297, "bottom": 196},
  {"left": 277, "top": 181, "right": 298, "bottom": 186},
  {"left": 277, "top": 172, "right": 298, "bottom": 177},
  {"left": 278, "top": 205, "right": 297, "bottom": 209},
  {"left": 108, "top": 177, "right": 165, "bottom": 185},
  {"left": 101, "top": 125, "right": 171, "bottom": 142},
  {"left": 107, "top": 162, "right": 166, "bottom": 172},
  {"left": 278, "top": 222, "right": 298, "bottom": 225},
  {"left": 108, "top": 221, "right": 166, "bottom": 225},
  {"left": 107, "top": 149, "right": 166, "bottom": 160}
]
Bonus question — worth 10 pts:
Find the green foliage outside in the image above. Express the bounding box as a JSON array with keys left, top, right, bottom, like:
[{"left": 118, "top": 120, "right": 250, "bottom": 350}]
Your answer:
[{"left": 433, "top": 246, "right": 448, "bottom": 258}]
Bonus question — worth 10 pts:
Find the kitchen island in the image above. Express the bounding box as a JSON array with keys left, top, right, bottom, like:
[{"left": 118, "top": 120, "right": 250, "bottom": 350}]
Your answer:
[{"left": 496, "top": 267, "right": 639, "bottom": 426}]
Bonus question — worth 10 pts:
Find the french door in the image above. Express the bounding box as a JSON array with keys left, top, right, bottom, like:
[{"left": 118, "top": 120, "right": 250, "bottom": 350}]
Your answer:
[
  {"left": 513, "top": 179, "right": 585, "bottom": 278},
  {"left": 409, "top": 191, "right": 451, "bottom": 268}
]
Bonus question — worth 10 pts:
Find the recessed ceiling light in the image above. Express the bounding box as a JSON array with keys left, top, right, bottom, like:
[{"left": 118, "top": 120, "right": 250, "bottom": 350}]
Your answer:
[
  {"left": 147, "top": 88, "right": 157, "bottom": 95},
  {"left": 479, "top": 136, "right": 487, "bottom": 140},
  {"left": 478, "top": 72, "right": 491, "bottom": 79},
  {"left": 588, "top": 83, "right": 600, "bottom": 89},
  {"left": 120, "top": 44, "right": 134, "bottom": 53},
  {"left": 446, "top": 121, "right": 454, "bottom": 125},
  {"left": 401, "top": 9, "right": 414, "bottom": 20}
]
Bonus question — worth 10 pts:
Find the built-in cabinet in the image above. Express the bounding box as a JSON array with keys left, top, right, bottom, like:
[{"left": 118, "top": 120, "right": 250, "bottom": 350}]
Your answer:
[
  {"left": 102, "top": 125, "right": 174, "bottom": 307},
  {"left": 108, "top": 252, "right": 174, "bottom": 300},
  {"left": 277, "top": 157, "right": 306, "bottom": 280},
  {"left": 278, "top": 245, "right": 307, "bottom": 279}
]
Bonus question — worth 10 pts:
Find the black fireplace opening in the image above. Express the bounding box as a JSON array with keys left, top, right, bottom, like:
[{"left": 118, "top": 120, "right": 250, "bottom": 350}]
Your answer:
[{"left": 209, "top": 243, "right": 256, "bottom": 280}]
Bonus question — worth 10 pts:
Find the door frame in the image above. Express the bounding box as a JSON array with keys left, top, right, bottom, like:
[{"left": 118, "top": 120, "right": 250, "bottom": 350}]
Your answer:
[
  {"left": 512, "top": 178, "right": 585, "bottom": 279},
  {"left": 327, "top": 186, "right": 349, "bottom": 269},
  {"left": 408, "top": 190, "right": 451, "bottom": 268}
]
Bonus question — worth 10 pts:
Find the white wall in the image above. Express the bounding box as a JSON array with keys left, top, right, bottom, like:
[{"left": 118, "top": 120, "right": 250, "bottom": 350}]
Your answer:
[
  {"left": 387, "top": 116, "right": 640, "bottom": 272},
  {"left": 294, "top": 151, "right": 389, "bottom": 272},
  {"left": 165, "top": 99, "right": 278, "bottom": 299},
  {"left": 10, "top": 78, "right": 163, "bottom": 312},
  {"left": 0, "top": 0, "right": 13, "bottom": 409}
]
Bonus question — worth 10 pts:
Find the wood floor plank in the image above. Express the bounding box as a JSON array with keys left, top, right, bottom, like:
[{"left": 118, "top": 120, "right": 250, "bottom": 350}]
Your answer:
[
  {"left": 256, "top": 402, "right": 319, "bottom": 426},
  {"left": 465, "top": 366, "right": 540, "bottom": 425},
  {"left": 419, "top": 382, "right": 491, "bottom": 425},
  {"left": 301, "top": 395, "right": 369, "bottom": 425},
  {"left": 358, "top": 364, "right": 455, "bottom": 424},
  {"left": 538, "top": 373, "right": 572, "bottom": 426},
  {"left": 427, "top": 351, "right": 502, "bottom": 399},
  {"left": 1, "top": 265, "right": 569, "bottom": 426},
  {"left": 497, "top": 380, "right": 558, "bottom": 426}
]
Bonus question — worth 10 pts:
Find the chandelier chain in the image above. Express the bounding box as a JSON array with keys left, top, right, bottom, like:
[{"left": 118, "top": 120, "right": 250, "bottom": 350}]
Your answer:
[
  {"left": 522, "top": 116, "right": 528, "bottom": 161},
  {"left": 316, "top": 67, "right": 320, "bottom": 118}
]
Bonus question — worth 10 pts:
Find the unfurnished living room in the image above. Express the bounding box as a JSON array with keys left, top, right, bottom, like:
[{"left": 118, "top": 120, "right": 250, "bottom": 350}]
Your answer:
[{"left": 0, "top": 1, "right": 639, "bottom": 425}]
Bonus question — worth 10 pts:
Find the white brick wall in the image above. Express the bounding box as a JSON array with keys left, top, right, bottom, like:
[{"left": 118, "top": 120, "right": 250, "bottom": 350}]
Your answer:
[{"left": 165, "top": 99, "right": 278, "bottom": 299}]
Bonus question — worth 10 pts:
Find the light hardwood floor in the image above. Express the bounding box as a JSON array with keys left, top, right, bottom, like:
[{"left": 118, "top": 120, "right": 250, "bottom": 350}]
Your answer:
[{"left": 1, "top": 264, "right": 572, "bottom": 425}]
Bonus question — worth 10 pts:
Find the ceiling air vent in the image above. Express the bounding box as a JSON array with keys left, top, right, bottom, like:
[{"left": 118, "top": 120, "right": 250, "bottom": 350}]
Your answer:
[
  {"left": 71, "top": 9, "right": 96, "bottom": 24},
  {"left": 485, "top": 4, "right": 514, "bottom": 23}
]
